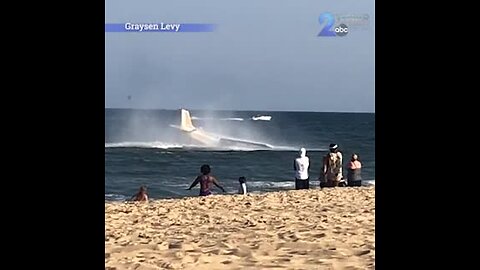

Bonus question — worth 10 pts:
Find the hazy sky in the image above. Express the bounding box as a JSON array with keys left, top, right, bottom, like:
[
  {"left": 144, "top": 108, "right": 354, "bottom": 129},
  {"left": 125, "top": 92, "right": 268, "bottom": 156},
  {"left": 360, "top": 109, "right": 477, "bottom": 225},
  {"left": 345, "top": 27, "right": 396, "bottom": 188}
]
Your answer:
[{"left": 105, "top": 0, "right": 375, "bottom": 112}]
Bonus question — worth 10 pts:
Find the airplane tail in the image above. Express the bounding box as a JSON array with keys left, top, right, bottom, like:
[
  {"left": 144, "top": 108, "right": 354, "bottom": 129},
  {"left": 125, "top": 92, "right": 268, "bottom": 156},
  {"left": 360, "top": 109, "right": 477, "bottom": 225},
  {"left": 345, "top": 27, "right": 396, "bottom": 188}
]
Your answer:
[{"left": 180, "top": 109, "right": 196, "bottom": 132}]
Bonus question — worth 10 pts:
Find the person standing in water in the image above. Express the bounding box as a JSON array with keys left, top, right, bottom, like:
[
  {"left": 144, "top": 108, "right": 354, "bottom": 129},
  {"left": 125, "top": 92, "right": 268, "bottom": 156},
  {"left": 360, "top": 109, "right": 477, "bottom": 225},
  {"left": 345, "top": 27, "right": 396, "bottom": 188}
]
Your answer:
[
  {"left": 294, "top": 147, "right": 310, "bottom": 189},
  {"left": 347, "top": 153, "right": 363, "bottom": 186},
  {"left": 187, "top": 164, "right": 226, "bottom": 196},
  {"left": 320, "top": 143, "right": 343, "bottom": 187}
]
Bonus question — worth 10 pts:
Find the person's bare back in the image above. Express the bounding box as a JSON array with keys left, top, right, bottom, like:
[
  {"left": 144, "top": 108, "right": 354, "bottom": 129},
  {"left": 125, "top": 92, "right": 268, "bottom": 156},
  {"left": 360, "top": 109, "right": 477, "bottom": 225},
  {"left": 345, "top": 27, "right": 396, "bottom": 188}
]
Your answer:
[{"left": 187, "top": 164, "right": 226, "bottom": 196}]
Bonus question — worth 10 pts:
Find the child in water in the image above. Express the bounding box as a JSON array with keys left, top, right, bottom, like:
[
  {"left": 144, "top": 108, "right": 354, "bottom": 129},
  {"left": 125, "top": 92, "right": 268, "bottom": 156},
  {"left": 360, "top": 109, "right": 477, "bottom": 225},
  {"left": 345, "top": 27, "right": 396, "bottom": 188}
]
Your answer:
[
  {"left": 131, "top": 186, "right": 148, "bottom": 202},
  {"left": 238, "top": 176, "right": 247, "bottom": 195},
  {"left": 187, "top": 164, "right": 226, "bottom": 196}
]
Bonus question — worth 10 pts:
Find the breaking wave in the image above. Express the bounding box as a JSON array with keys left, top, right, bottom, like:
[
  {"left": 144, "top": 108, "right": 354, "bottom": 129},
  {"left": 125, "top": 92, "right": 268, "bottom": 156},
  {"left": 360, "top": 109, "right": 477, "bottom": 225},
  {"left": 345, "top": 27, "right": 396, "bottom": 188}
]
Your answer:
[{"left": 105, "top": 141, "right": 326, "bottom": 152}]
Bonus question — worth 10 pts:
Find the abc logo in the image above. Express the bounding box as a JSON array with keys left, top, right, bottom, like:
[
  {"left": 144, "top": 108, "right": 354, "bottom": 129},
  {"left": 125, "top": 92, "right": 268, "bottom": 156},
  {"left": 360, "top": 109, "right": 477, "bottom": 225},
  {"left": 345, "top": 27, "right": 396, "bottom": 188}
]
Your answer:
[
  {"left": 318, "top": 13, "right": 350, "bottom": 37},
  {"left": 335, "top": 24, "right": 348, "bottom": 36}
]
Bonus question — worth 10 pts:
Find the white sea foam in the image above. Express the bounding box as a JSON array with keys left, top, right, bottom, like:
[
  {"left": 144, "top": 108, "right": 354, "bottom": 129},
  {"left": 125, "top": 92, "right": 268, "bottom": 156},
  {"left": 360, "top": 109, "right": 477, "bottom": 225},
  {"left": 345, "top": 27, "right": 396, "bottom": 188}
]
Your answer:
[{"left": 105, "top": 141, "right": 320, "bottom": 151}]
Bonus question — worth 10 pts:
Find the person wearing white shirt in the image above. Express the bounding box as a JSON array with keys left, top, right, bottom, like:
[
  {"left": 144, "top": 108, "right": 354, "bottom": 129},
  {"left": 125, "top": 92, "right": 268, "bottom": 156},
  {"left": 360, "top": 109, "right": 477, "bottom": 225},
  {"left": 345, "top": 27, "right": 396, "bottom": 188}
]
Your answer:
[{"left": 294, "top": 148, "right": 310, "bottom": 189}]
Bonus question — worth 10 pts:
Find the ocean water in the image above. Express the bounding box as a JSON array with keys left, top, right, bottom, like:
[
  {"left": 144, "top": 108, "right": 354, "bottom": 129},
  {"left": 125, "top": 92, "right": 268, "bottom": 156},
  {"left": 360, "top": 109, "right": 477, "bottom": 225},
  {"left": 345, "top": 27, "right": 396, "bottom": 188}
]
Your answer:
[{"left": 105, "top": 109, "right": 375, "bottom": 201}]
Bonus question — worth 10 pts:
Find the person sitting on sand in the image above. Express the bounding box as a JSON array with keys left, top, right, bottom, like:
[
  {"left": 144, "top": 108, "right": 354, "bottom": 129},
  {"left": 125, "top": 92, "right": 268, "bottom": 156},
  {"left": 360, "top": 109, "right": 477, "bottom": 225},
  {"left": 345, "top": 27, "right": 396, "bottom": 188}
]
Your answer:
[
  {"left": 187, "top": 164, "right": 226, "bottom": 196},
  {"left": 131, "top": 186, "right": 148, "bottom": 202},
  {"left": 238, "top": 176, "right": 247, "bottom": 195},
  {"left": 319, "top": 143, "right": 343, "bottom": 188},
  {"left": 347, "top": 153, "right": 362, "bottom": 187},
  {"left": 294, "top": 147, "right": 310, "bottom": 190}
]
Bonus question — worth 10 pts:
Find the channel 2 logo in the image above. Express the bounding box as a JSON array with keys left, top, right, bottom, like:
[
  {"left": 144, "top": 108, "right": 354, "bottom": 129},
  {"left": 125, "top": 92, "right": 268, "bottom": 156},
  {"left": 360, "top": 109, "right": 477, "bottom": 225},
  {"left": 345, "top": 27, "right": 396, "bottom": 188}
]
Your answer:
[{"left": 318, "top": 12, "right": 348, "bottom": 37}]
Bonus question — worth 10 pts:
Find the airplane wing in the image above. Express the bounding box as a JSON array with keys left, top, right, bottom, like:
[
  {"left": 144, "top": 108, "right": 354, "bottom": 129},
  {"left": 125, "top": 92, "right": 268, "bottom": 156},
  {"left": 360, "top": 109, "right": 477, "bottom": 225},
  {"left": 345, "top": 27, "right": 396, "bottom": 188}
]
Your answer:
[{"left": 219, "top": 137, "right": 273, "bottom": 149}]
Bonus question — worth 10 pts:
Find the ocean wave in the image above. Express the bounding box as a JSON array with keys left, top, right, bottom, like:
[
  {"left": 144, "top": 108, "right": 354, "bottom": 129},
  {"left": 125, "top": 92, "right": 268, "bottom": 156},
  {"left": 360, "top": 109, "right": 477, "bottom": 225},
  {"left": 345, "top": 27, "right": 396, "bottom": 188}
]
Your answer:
[
  {"left": 105, "top": 141, "right": 311, "bottom": 152},
  {"left": 247, "top": 181, "right": 295, "bottom": 188},
  {"left": 247, "top": 179, "right": 374, "bottom": 188},
  {"left": 105, "top": 193, "right": 128, "bottom": 201},
  {"left": 363, "top": 180, "right": 375, "bottom": 186}
]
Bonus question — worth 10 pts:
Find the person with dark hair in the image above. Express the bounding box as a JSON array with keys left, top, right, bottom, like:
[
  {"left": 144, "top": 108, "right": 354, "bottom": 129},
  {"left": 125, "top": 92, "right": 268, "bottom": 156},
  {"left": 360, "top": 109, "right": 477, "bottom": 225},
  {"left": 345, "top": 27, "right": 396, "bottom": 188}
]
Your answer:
[
  {"left": 347, "top": 153, "right": 363, "bottom": 186},
  {"left": 238, "top": 176, "right": 247, "bottom": 194},
  {"left": 131, "top": 186, "right": 148, "bottom": 202},
  {"left": 319, "top": 143, "right": 343, "bottom": 188},
  {"left": 187, "top": 164, "right": 226, "bottom": 196},
  {"left": 294, "top": 147, "right": 310, "bottom": 190}
]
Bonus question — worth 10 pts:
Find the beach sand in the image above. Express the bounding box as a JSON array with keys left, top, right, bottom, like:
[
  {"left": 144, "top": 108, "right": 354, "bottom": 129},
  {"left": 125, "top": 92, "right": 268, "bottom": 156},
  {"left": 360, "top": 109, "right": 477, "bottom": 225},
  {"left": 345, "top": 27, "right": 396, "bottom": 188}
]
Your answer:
[{"left": 105, "top": 187, "right": 375, "bottom": 270}]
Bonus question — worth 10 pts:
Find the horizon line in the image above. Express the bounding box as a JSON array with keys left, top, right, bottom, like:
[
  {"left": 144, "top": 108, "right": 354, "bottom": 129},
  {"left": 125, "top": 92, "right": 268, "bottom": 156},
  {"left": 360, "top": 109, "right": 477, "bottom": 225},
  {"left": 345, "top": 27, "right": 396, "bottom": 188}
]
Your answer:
[{"left": 105, "top": 107, "right": 375, "bottom": 114}]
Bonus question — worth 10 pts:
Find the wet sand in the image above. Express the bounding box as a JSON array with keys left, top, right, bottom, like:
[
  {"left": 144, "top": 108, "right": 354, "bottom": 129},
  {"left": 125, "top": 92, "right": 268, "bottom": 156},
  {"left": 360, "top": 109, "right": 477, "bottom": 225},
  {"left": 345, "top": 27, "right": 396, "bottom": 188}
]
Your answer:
[{"left": 105, "top": 187, "right": 375, "bottom": 269}]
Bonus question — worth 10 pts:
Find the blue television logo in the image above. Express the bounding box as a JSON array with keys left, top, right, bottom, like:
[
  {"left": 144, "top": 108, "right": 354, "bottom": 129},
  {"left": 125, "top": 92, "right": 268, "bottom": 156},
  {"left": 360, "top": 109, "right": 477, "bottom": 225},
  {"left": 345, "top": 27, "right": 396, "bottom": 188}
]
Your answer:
[{"left": 318, "top": 12, "right": 348, "bottom": 37}]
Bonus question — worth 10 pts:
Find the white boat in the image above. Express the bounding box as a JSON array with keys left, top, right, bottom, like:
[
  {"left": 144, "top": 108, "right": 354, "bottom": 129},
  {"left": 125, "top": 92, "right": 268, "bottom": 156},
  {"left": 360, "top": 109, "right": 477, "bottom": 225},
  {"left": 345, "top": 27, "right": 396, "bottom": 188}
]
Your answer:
[{"left": 251, "top": 115, "right": 272, "bottom": 121}]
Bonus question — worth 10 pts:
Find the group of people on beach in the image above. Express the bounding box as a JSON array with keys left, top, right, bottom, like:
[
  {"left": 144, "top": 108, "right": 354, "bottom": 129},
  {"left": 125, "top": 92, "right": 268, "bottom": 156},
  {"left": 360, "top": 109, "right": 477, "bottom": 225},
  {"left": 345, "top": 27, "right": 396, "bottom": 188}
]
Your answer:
[
  {"left": 294, "top": 143, "right": 362, "bottom": 190},
  {"left": 130, "top": 143, "right": 363, "bottom": 201}
]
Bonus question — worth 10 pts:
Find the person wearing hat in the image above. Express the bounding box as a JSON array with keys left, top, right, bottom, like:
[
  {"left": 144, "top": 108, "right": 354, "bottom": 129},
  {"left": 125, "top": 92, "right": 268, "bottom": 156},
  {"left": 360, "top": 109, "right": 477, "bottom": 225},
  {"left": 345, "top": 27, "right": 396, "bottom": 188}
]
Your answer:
[
  {"left": 319, "top": 143, "right": 343, "bottom": 187},
  {"left": 294, "top": 147, "right": 310, "bottom": 189}
]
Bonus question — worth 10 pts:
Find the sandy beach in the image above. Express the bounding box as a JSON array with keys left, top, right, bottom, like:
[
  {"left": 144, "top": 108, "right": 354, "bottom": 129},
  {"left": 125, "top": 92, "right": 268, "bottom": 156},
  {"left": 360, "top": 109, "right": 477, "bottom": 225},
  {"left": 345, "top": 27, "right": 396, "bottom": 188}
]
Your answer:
[{"left": 105, "top": 187, "right": 375, "bottom": 270}]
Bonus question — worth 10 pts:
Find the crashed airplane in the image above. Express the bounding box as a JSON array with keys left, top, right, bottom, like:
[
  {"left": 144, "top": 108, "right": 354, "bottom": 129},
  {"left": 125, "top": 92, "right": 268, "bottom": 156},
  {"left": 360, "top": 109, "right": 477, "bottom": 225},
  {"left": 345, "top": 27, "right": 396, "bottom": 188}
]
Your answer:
[{"left": 170, "top": 109, "right": 273, "bottom": 149}]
